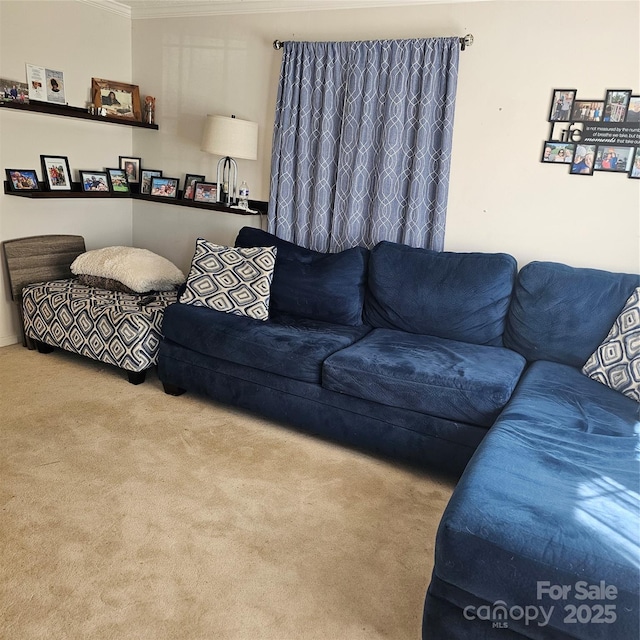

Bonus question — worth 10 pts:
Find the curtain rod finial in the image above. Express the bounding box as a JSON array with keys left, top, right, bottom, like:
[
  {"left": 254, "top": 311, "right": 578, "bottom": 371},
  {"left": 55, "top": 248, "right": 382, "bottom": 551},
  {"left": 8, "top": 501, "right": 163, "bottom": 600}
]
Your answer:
[
  {"left": 273, "top": 40, "right": 284, "bottom": 50},
  {"left": 460, "top": 34, "right": 474, "bottom": 50}
]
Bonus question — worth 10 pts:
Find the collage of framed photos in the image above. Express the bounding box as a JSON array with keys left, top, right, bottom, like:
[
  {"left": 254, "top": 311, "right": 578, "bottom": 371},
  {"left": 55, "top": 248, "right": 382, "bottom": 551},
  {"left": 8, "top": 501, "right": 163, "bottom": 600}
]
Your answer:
[
  {"left": 542, "top": 88, "right": 640, "bottom": 178},
  {"left": 5, "top": 155, "right": 222, "bottom": 204},
  {"left": 5, "top": 155, "right": 154, "bottom": 194}
]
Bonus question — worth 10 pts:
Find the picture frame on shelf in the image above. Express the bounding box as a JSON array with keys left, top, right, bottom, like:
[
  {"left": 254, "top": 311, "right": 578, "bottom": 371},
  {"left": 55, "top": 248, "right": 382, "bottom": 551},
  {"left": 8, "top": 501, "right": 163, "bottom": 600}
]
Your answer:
[
  {"left": 26, "top": 64, "right": 65, "bottom": 105},
  {"left": 92, "top": 78, "right": 141, "bottom": 122},
  {"left": 193, "top": 182, "right": 218, "bottom": 204},
  {"left": 40, "top": 155, "right": 73, "bottom": 191},
  {"left": 106, "top": 168, "right": 130, "bottom": 193},
  {"left": 140, "top": 169, "right": 162, "bottom": 194},
  {"left": 5, "top": 169, "right": 41, "bottom": 191},
  {"left": 183, "top": 174, "right": 205, "bottom": 200},
  {"left": 80, "top": 171, "right": 110, "bottom": 192},
  {"left": 150, "top": 176, "right": 179, "bottom": 198},
  {"left": 119, "top": 156, "right": 142, "bottom": 183},
  {"left": 0, "top": 78, "right": 29, "bottom": 103}
]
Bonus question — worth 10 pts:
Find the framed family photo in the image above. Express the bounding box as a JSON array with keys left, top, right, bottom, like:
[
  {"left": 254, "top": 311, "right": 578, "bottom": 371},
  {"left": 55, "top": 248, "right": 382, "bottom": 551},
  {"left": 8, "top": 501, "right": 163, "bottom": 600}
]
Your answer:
[
  {"left": 570, "top": 100, "right": 604, "bottom": 122},
  {"left": 92, "top": 78, "right": 142, "bottom": 121},
  {"left": 107, "top": 168, "right": 130, "bottom": 193},
  {"left": 626, "top": 96, "right": 640, "bottom": 123},
  {"left": 569, "top": 145, "right": 596, "bottom": 176},
  {"left": 5, "top": 169, "right": 40, "bottom": 191},
  {"left": 80, "top": 171, "right": 109, "bottom": 192},
  {"left": 140, "top": 169, "right": 162, "bottom": 194},
  {"left": 183, "top": 174, "right": 205, "bottom": 200},
  {"left": 150, "top": 176, "right": 179, "bottom": 198},
  {"left": 549, "top": 89, "right": 576, "bottom": 122},
  {"left": 1, "top": 78, "right": 29, "bottom": 103},
  {"left": 603, "top": 90, "right": 630, "bottom": 123},
  {"left": 594, "top": 146, "right": 633, "bottom": 173},
  {"left": 541, "top": 142, "right": 574, "bottom": 164},
  {"left": 40, "top": 155, "right": 72, "bottom": 191},
  {"left": 119, "top": 156, "right": 141, "bottom": 183},
  {"left": 193, "top": 182, "right": 218, "bottom": 204}
]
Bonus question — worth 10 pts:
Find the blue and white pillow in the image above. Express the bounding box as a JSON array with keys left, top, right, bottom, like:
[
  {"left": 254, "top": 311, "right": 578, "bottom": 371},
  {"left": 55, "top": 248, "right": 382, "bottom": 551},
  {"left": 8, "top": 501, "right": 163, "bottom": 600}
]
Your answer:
[
  {"left": 582, "top": 287, "right": 640, "bottom": 402},
  {"left": 180, "top": 238, "right": 276, "bottom": 321}
]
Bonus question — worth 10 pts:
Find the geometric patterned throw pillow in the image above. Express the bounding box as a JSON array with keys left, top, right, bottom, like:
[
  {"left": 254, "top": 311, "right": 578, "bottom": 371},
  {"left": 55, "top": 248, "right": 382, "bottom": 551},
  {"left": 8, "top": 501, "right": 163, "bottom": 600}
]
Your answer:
[
  {"left": 180, "top": 238, "right": 276, "bottom": 321},
  {"left": 582, "top": 287, "right": 640, "bottom": 402}
]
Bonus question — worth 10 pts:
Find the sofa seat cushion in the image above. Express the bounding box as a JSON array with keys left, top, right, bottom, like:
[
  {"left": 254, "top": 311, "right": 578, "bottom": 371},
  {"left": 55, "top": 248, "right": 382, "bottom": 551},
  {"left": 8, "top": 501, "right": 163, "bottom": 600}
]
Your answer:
[
  {"left": 432, "top": 360, "right": 639, "bottom": 639},
  {"left": 162, "top": 303, "right": 370, "bottom": 384},
  {"left": 322, "top": 329, "right": 526, "bottom": 426}
]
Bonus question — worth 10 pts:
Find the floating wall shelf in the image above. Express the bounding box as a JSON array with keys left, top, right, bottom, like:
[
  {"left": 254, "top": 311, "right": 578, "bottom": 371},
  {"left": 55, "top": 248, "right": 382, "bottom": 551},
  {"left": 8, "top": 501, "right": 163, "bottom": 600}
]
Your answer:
[
  {"left": 2, "top": 101, "right": 266, "bottom": 214},
  {"left": 0, "top": 100, "right": 159, "bottom": 129},
  {"left": 133, "top": 193, "right": 267, "bottom": 215},
  {"left": 3, "top": 182, "right": 267, "bottom": 216}
]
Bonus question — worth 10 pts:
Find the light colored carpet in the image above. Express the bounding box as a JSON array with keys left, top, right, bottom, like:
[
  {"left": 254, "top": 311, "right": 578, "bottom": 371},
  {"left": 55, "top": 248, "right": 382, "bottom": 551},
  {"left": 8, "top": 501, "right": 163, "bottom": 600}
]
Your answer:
[{"left": 0, "top": 344, "right": 455, "bottom": 640}]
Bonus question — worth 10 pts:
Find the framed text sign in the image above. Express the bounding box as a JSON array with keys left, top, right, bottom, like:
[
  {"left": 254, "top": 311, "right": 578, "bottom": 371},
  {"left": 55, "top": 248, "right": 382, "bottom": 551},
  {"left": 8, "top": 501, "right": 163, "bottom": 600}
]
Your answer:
[{"left": 542, "top": 88, "right": 640, "bottom": 178}]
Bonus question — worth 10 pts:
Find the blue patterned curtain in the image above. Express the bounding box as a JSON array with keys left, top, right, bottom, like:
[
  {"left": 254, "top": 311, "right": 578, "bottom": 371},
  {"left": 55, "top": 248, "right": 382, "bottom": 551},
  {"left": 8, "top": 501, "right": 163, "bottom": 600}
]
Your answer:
[{"left": 268, "top": 38, "right": 459, "bottom": 252}]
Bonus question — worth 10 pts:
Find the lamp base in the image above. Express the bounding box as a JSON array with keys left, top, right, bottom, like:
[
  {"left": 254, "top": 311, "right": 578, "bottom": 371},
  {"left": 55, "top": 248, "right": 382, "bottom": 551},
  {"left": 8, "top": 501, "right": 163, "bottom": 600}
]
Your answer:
[{"left": 216, "top": 156, "right": 238, "bottom": 206}]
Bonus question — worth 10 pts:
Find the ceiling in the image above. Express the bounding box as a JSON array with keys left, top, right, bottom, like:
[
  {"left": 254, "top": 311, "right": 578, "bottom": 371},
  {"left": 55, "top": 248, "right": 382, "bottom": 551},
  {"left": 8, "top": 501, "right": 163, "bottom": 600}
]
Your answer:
[{"left": 82, "top": 0, "right": 488, "bottom": 19}]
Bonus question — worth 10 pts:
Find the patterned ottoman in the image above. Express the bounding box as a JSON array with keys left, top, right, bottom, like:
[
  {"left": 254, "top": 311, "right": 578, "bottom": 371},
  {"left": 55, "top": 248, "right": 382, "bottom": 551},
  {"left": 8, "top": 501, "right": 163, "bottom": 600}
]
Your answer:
[{"left": 22, "top": 279, "right": 178, "bottom": 384}]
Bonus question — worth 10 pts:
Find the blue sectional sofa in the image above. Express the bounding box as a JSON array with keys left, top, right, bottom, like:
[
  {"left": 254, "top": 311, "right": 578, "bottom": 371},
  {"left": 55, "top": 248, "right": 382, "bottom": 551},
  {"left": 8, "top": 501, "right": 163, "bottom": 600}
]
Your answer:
[
  {"left": 157, "top": 227, "right": 639, "bottom": 640},
  {"left": 159, "top": 227, "right": 527, "bottom": 475},
  {"left": 423, "top": 262, "right": 639, "bottom": 640}
]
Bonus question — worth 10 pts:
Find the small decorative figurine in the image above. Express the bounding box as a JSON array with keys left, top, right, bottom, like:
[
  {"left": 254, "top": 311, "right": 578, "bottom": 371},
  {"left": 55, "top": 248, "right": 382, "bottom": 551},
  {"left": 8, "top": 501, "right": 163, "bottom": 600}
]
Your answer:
[{"left": 144, "top": 95, "right": 156, "bottom": 124}]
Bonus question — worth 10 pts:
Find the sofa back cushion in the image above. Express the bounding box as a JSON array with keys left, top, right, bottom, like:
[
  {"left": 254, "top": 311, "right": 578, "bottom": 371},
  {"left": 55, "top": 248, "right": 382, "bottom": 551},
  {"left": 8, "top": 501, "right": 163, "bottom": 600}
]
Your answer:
[
  {"left": 363, "top": 241, "right": 517, "bottom": 346},
  {"left": 504, "top": 261, "right": 640, "bottom": 367},
  {"left": 235, "top": 227, "right": 368, "bottom": 326}
]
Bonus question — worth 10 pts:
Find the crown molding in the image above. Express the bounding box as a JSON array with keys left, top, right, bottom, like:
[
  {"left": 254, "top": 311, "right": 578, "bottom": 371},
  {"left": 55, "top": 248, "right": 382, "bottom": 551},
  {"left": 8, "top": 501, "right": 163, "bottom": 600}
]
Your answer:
[
  {"left": 78, "top": 0, "right": 489, "bottom": 20},
  {"left": 77, "top": 0, "right": 132, "bottom": 19}
]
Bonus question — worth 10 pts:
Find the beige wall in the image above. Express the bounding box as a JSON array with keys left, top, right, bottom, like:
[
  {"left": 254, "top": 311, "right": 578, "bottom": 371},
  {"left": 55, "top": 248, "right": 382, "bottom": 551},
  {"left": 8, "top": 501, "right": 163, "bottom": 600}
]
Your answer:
[
  {"left": 1, "top": 0, "right": 639, "bottom": 345},
  {"left": 131, "top": 0, "right": 639, "bottom": 274},
  {"left": 0, "top": 0, "right": 134, "bottom": 345}
]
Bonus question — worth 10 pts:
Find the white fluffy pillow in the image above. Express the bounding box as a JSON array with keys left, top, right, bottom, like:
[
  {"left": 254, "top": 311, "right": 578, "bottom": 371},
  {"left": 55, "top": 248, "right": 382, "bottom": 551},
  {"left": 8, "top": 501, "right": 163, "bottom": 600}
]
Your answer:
[{"left": 71, "top": 246, "right": 185, "bottom": 293}]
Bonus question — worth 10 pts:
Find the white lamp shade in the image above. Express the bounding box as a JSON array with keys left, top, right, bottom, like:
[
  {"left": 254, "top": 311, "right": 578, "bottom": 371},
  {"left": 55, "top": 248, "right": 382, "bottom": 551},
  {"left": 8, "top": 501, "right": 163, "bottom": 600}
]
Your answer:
[{"left": 201, "top": 115, "right": 258, "bottom": 160}]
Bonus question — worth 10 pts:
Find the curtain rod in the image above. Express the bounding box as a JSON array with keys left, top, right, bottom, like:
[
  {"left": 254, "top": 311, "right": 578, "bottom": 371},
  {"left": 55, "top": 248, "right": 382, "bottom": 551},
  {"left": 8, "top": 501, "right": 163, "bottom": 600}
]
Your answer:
[{"left": 273, "top": 34, "right": 474, "bottom": 51}]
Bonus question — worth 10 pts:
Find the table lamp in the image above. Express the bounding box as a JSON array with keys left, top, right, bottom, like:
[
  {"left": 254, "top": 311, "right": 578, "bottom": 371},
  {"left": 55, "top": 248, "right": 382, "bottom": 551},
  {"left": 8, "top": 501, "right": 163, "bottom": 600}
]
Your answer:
[{"left": 200, "top": 114, "right": 258, "bottom": 206}]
